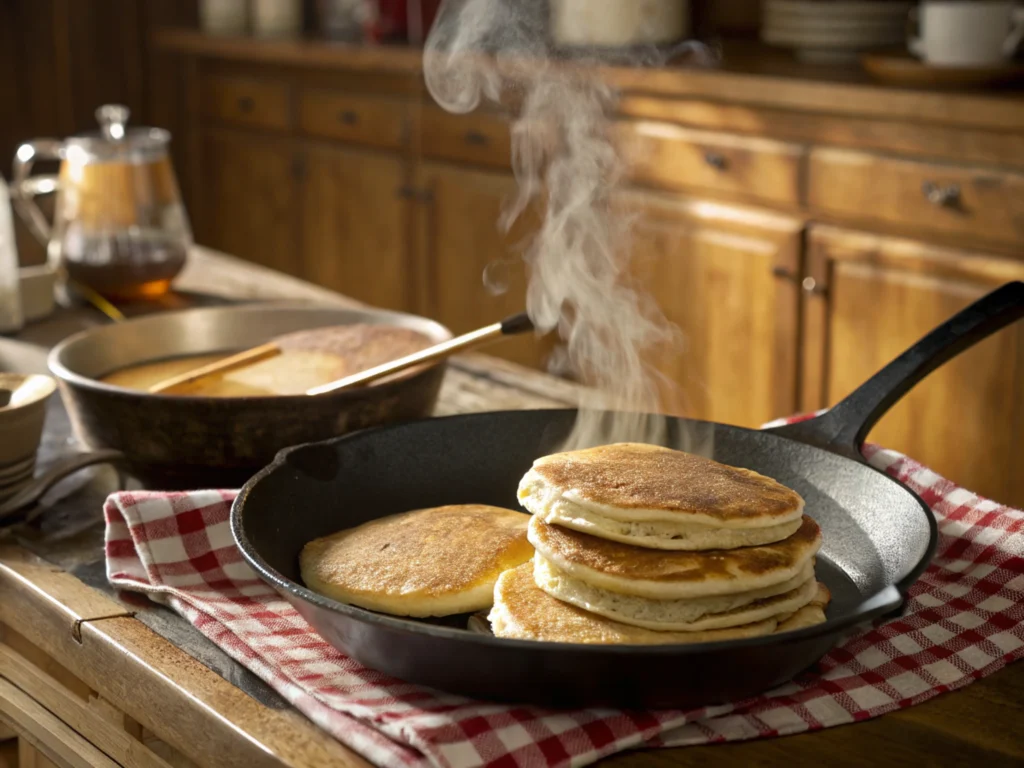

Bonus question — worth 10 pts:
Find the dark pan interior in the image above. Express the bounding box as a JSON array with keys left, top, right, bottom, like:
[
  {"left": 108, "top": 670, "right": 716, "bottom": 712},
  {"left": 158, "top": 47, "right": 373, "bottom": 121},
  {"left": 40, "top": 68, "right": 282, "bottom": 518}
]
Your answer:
[{"left": 233, "top": 409, "right": 934, "bottom": 706}]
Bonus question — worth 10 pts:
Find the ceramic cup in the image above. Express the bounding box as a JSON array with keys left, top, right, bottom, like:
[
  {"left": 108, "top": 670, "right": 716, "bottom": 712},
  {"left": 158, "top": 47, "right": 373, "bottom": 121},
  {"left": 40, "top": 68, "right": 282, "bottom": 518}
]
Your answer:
[
  {"left": 199, "top": 0, "right": 249, "bottom": 36},
  {"left": 909, "top": 1, "right": 1024, "bottom": 66},
  {"left": 0, "top": 373, "right": 56, "bottom": 501},
  {"left": 251, "top": 0, "right": 304, "bottom": 39}
]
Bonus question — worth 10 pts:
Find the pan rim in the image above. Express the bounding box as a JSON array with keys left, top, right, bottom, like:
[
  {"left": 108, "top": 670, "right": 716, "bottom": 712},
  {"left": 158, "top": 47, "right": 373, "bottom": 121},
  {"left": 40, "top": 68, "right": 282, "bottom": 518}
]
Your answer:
[
  {"left": 47, "top": 301, "right": 454, "bottom": 403},
  {"left": 231, "top": 408, "right": 937, "bottom": 655}
]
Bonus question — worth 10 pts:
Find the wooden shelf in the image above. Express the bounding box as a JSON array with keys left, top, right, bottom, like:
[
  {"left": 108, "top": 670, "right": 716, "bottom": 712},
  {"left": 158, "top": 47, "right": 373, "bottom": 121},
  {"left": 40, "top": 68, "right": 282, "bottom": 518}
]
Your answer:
[{"left": 155, "top": 29, "right": 1024, "bottom": 131}]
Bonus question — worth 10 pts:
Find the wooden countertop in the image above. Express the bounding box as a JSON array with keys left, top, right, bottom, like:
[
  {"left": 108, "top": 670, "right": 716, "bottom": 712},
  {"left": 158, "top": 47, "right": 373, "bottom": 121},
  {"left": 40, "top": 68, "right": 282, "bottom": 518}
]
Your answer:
[
  {"left": 1, "top": 248, "right": 1022, "bottom": 768},
  {"left": 155, "top": 28, "right": 1024, "bottom": 131}
]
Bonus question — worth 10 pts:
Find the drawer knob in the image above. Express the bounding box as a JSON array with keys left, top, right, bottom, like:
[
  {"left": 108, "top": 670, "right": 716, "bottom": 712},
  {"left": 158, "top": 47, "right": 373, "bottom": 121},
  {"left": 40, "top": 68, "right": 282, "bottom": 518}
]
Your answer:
[
  {"left": 464, "top": 130, "right": 489, "bottom": 147},
  {"left": 237, "top": 96, "right": 255, "bottom": 113},
  {"left": 704, "top": 151, "right": 728, "bottom": 171},
  {"left": 339, "top": 110, "right": 359, "bottom": 125},
  {"left": 922, "top": 181, "right": 961, "bottom": 208}
]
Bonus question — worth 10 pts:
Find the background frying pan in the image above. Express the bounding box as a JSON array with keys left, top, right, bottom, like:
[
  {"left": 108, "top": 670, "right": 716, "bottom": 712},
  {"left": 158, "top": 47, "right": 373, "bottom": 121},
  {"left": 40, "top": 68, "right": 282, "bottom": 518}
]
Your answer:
[{"left": 232, "top": 282, "right": 1023, "bottom": 708}]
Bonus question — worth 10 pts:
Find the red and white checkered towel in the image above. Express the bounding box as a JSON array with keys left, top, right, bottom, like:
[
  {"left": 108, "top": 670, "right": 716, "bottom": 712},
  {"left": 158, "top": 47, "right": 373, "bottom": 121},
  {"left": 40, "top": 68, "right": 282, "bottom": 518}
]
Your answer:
[{"left": 105, "top": 435, "right": 1024, "bottom": 768}]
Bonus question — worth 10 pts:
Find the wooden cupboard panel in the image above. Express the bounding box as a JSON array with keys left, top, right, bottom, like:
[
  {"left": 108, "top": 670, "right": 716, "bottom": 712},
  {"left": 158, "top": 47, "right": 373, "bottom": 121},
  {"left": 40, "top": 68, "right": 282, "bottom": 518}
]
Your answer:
[
  {"left": 201, "top": 76, "right": 291, "bottom": 131},
  {"left": 299, "top": 89, "right": 410, "bottom": 150},
  {"left": 618, "top": 121, "right": 806, "bottom": 207},
  {"left": 805, "top": 226, "right": 1024, "bottom": 507},
  {"left": 419, "top": 107, "right": 512, "bottom": 169},
  {"left": 809, "top": 149, "right": 1024, "bottom": 248},
  {"left": 414, "top": 163, "right": 551, "bottom": 369},
  {"left": 302, "top": 146, "right": 411, "bottom": 311},
  {"left": 196, "top": 131, "right": 301, "bottom": 276},
  {"left": 627, "top": 193, "right": 803, "bottom": 428}
]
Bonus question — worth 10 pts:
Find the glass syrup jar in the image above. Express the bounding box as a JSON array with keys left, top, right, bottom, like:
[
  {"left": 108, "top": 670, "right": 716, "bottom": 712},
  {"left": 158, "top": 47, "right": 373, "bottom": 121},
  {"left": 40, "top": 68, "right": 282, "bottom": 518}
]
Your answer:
[{"left": 12, "top": 104, "right": 192, "bottom": 301}]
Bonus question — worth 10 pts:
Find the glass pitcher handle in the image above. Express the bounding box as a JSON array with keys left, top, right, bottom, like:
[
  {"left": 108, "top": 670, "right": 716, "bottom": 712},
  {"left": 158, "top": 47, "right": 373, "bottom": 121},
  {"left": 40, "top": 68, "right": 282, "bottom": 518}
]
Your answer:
[{"left": 11, "top": 139, "right": 63, "bottom": 246}]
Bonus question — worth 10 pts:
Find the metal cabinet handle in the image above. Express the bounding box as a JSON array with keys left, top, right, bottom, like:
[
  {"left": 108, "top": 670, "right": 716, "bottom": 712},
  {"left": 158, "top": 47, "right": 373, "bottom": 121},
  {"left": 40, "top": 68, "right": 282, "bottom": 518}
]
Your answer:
[
  {"left": 773, "top": 268, "right": 827, "bottom": 296},
  {"left": 339, "top": 110, "right": 359, "bottom": 125},
  {"left": 801, "top": 277, "right": 828, "bottom": 296},
  {"left": 704, "top": 151, "right": 728, "bottom": 170},
  {"left": 237, "top": 96, "right": 255, "bottom": 113},
  {"left": 922, "top": 181, "right": 960, "bottom": 208},
  {"left": 464, "top": 130, "right": 489, "bottom": 147}
]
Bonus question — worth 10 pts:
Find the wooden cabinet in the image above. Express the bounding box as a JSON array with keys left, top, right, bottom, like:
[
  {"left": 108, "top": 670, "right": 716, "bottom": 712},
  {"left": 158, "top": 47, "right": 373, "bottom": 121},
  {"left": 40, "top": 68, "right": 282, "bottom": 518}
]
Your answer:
[
  {"left": 627, "top": 192, "right": 803, "bottom": 428},
  {"left": 196, "top": 130, "right": 301, "bottom": 277},
  {"left": 803, "top": 226, "right": 1024, "bottom": 507},
  {"left": 808, "top": 149, "right": 1024, "bottom": 250},
  {"left": 301, "top": 146, "right": 412, "bottom": 311},
  {"left": 171, "top": 38, "right": 1024, "bottom": 505},
  {"left": 617, "top": 121, "right": 806, "bottom": 208},
  {"left": 413, "top": 162, "right": 551, "bottom": 369},
  {"left": 201, "top": 75, "right": 292, "bottom": 132}
]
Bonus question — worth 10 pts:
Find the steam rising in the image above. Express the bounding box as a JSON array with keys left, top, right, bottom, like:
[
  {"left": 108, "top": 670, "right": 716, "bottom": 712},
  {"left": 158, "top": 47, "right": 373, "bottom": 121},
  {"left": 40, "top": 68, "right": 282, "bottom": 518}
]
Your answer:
[{"left": 425, "top": 0, "right": 713, "bottom": 453}]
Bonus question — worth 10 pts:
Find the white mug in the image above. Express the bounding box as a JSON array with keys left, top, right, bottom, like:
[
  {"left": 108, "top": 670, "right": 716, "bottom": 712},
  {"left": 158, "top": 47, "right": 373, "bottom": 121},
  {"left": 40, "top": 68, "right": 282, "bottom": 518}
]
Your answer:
[{"left": 909, "top": 1, "right": 1024, "bottom": 66}]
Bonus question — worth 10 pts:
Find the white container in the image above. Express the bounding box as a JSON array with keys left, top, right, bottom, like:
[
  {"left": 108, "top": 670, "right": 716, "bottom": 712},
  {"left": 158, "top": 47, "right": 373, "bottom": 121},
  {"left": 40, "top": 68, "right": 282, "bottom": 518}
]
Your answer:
[
  {"left": 551, "top": 0, "right": 690, "bottom": 48},
  {"left": 199, "top": 0, "right": 249, "bottom": 36},
  {"left": 0, "top": 176, "right": 24, "bottom": 334},
  {"left": 252, "top": 0, "right": 304, "bottom": 39},
  {"left": 910, "top": 1, "right": 1024, "bottom": 66}
]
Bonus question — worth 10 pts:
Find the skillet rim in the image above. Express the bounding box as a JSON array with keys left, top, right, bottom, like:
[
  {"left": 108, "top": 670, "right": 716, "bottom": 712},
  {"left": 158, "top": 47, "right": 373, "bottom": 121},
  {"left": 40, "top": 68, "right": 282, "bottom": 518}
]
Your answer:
[
  {"left": 231, "top": 408, "right": 938, "bottom": 655},
  {"left": 47, "top": 301, "right": 454, "bottom": 403}
]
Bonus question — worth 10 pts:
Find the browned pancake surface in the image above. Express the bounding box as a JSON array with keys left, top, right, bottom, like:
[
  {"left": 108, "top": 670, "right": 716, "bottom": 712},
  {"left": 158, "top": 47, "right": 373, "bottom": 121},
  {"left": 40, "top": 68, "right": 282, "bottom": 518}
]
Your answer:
[
  {"left": 492, "top": 564, "right": 778, "bottom": 644},
  {"left": 530, "top": 515, "right": 821, "bottom": 584},
  {"left": 301, "top": 505, "right": 532, "bottom": 600},
  {"left": 276, "top": 324, "right": 433, "bottom": 380},
  {"left": 533, "top": 443, "right": 802, "bottom": 521}
]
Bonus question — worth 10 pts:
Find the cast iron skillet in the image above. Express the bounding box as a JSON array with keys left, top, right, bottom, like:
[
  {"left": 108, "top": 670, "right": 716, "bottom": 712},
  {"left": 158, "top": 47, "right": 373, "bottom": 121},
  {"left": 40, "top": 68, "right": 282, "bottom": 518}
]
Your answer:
[{"left": 232, "top": 282, "right": 1023, "bottom": 708}]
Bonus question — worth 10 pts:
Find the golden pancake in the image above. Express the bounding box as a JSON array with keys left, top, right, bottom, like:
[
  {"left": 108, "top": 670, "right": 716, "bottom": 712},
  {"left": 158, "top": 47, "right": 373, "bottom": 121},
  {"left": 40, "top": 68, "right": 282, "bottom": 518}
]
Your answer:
[
  {"left": 300, "top": 505, "right": 533, "bottom": 617},
  {"left": 528, "top": 515, "right": 822, "bottom": 599},
  {"left": 102, "top": 324, "right": 434, "bottom": 397},
  {"left": 533, "top": 554, "right": 820, "bottom": 631},
  {"left": 489, "top": 563, "right": 781, "bottom": 645},
  {"left": 273, "top": 324, "right": 433, "bottom": 374},
  {"left": 775, "top": 582, "right": 832, "bottom": 633},
  {"left": 520, "top": 443, "right": 804, "bottom": 530},
  {"left": 525, "top": 498, "right": 804, "bottom": 551}
]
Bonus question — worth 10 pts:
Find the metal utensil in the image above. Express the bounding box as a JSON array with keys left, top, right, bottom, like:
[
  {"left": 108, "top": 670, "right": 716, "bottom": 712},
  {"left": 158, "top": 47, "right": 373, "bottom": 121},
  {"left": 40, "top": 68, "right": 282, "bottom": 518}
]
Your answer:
[
  {"left": 308, "top": 312, "right": 534, "bottom": 395},
  {"left": 147, "top": 312, "right": 534, "bottom": 396}
]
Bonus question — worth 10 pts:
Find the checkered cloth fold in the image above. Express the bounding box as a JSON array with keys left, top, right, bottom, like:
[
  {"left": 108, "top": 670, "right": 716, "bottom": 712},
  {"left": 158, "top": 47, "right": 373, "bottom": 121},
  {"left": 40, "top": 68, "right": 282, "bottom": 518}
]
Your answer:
[{"left": 105, "top": 430, "right": 1024, "bottom": 768}]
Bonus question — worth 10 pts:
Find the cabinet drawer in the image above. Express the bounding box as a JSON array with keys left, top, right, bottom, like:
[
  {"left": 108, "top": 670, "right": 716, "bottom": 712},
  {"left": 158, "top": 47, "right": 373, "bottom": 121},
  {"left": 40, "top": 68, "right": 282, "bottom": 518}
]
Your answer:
[
  {"left": 201, "top": 76, "right": 291, "bottom": 131},
  {"left": 617, "top": 122, "right": 806, "bottom": 207},
  {"left": 809, "top": 148, "right": 1024, "bottom": 247},
  {"left": 420, "top": 107, "right": 511, "bottom": 169},
  {"left": 299, "top": 89, "right": 410, "bottom": 150}
]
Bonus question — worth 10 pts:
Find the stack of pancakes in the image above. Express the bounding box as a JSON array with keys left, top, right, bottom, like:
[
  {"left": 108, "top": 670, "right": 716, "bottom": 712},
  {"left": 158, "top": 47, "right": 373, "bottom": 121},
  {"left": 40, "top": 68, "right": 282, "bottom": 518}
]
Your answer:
[{"left": 490, "top": 443, "right": 830, "bottom": 644}]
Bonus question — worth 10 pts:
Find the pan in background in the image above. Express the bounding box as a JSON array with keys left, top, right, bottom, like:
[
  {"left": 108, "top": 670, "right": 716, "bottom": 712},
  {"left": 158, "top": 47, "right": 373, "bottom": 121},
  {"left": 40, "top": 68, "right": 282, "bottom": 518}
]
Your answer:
[
  {"left": 233, "top": 282, "right": 1023, "bottom": 708},
  {"left": 46, "top": 303, "right": 452, "bottom": 489}
]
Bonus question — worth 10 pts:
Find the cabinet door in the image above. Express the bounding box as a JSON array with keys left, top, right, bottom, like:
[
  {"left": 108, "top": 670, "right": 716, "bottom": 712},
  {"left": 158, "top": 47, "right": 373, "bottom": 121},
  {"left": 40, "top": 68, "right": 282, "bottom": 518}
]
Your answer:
[
  {"left": 804, "top": 225, "right": 1024, "bottom": 507},
  {"left": 197, "top": 130, "right": 301, "bottom": 276},
  {"left": 413, "top": 162, "right": 550, "bottom": 369},
  {"left": 302, "top": 146, "right": 412, "bottom": 311},
  {"left": 627, "top": 192, "right": 804, "bottom": 428}
]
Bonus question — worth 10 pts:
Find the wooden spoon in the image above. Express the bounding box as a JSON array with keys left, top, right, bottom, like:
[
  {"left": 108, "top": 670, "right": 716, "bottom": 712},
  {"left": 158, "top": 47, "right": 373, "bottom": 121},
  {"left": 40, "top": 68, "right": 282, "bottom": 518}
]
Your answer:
[{"left": 146, "top": 312, "right": 535, "bottom": 396}]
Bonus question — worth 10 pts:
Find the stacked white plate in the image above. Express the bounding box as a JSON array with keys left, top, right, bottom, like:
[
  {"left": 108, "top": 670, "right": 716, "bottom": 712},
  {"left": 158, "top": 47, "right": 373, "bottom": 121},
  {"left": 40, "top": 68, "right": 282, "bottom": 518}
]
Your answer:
[
  {"left": 761, "top": 1, "right": 913, "bottom": 63},
  {"left": 0, "top": 455, "right": 35, "bottom": 504}
]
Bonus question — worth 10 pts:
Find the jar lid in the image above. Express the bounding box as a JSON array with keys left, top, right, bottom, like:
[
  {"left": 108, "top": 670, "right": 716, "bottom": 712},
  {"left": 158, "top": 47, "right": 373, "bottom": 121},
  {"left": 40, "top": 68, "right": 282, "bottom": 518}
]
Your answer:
[{"left": 65, "top": 105, "right": 170, "bottom": 162}]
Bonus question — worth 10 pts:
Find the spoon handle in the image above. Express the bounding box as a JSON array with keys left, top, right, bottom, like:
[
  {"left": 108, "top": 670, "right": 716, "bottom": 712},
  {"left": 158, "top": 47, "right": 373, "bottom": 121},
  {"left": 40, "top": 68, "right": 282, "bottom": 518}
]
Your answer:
[
  {"left": 147, "top": 343, "right": 281, "bottom": 394},
  {"left": 307, "top": 312, "right": 534, "bottom": 396}
]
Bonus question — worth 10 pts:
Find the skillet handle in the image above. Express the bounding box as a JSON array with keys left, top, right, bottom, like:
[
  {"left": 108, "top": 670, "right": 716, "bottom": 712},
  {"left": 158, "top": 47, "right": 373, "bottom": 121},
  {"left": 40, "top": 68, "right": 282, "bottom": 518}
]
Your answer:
[{"left": 769, "top": 281, "right": 1024, "bottom": 461}]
